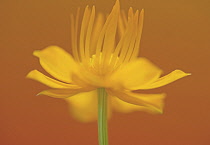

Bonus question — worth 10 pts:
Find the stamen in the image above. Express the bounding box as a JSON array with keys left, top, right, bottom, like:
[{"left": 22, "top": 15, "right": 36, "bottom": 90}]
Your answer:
[
  {"left": 118, "top": 12, "right": 125, "bottom": 38},
  {"left": 70, "top": 14, "right": 76, "bottom": 60},
  {"left": 128, "top": 7, "right": 134, "bottom": 20},
  {"left": 124, "top": 10, "right": 139, "bottom": 63},
  {"left": 95, "top": 1, "right": 118, "bottom": 74},
  {"left": 80, "top": 6, "right": 91, "bottom": 63},
  {"left": 90, "top": 13, "right": 104, "bottom": 56},
  {"left": 101, "top": 1, "right": 120, "bottom": 74},
  {"left": 110, "top": 10, "right": 131, "bottom": 70},
  {"left": 85, "top": 6, "right": 95, "bottom": 63},
  {"left": 118, "top": 8, "right": 134, "bottom": 64},
  {"left": 71, "top": 8, "right": 81, "bottom": 62},
  {"left": 130, "top": 9, "right": 144, "bottom": 60},
  {"left": 109, "top": 36, "right": 123, "bottom": 69},
  {"left": 74, "top": 8, "right": 80, "bottom": 62},
  {"left": 121, "top": 10, "right": 128, "bottom": 28}
]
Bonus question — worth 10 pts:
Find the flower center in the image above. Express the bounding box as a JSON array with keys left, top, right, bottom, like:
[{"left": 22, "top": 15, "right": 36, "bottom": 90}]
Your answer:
[{"left": 86, "top": 53, "right": 121, "bottom": 76}]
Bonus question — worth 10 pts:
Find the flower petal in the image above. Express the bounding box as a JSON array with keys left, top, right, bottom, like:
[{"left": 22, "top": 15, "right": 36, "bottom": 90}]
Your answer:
[
  {"left": 72, "top": 69, "right": 103, "bottom": 88},
  {"left": 37, "top": 88, "right": 90, "bottom": 98},
  {"left": 26, "top": 70, "right": 76, "bottom": 88},
  {"left": 111, "top": 96, "right": 162, "bottom": 114},
  {"left": 65, "top": 90, "right": 112, "bottom": 122},
  {"left": 64, "top": 90, "right": 99, "bottom": 122},
  {"left": 109, "top": 57, "right": 162, "bottom": 90},
  {"left": 33, "top": 46, "right": 78, "bottom": 83},
  {"left": 65, "top": 91, "right": 98, "bottom": 122},
  {"left": 108, "top": 89, "right": 165, "bottom": 114},
  {"left": 138, "top": 70, "right": 191, "bottom": 89}
]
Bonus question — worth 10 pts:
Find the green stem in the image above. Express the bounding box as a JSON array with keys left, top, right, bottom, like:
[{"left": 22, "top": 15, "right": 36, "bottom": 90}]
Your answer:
[{"left": 97, "top": 88, "right": 109, "bottom": 145}]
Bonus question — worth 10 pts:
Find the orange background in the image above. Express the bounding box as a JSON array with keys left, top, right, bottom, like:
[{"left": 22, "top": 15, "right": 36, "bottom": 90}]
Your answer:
[{"left": 1, "top": 0, "right": 210, "bottom": 145}]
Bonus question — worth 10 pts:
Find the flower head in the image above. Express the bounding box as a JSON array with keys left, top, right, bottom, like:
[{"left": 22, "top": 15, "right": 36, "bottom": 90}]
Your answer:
[{"left": 27, "top": 0, "right": 190, "bottom": 122}]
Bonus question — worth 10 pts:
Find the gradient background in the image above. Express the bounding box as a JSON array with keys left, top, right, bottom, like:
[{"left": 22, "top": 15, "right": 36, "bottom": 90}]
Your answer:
[{"left": 1, "top": 0, "right": 210, "bottom": 145}]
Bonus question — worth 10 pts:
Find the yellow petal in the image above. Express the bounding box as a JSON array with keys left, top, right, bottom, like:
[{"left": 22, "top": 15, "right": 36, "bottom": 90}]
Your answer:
[
  {"left": 65, "top": 90, "right": 112, "bottom": 122},
  {"left": 109, "top": 57, "right": 162, "bottom": 90},
  {"left": 33, "top": 46, "right": 78, "bottom": 83},
  {"left": 111, "top": 96, "right": 163, "bottom": 114},
  {"left": 37, "top": 88, "right": 90, "bottom": 98},
  {"left": 108, "top": 89, "right": 165, "bottom": 114},
  {"left": 71, "top": 68, "right": 103, "bottom": 88},
  {"left": 65, "top": 90, "right": 99, "bottom": 122},
  {"left": 138, "top": 70, "right": 191, "bottom": 89},
  {"left": 26, "top": 70, "right": 76, "bottom": 88},
  {"left": 65, "top": 90, "right": 98, "bottom": 122}
]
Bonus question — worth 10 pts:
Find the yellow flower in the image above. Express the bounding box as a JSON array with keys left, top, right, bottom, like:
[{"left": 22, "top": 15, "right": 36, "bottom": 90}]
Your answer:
[{"left": 27, "top": 0, "right": 190, "bottom": 122}]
